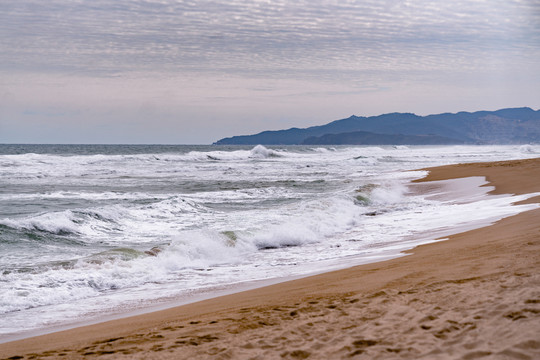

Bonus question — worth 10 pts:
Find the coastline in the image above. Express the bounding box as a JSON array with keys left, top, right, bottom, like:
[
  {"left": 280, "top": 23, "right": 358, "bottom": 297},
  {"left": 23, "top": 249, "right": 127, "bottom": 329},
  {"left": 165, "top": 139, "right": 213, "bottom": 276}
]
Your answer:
[{"left": 1, "top": 158, "right": 540, "bottom": 359}]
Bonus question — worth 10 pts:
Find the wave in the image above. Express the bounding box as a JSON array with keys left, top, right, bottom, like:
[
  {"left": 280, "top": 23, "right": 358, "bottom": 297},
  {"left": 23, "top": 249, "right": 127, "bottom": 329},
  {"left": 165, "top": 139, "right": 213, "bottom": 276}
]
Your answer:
[
  {"left": 4, "top": 174, "right": 538, "bottom": 321},
  {"left": 0, "top": 192, "right": 368, "bottom": 314},
  {"left": 0, "top": 229, "right": 244, "bottom": 314},
  {"left": 519, "top": 144, "right": 537, "bottom": 154},
  {"left": 0, "top": 206, "right": 133, "bottom": 241},
  {"left": 6, "top": 145, "right": 540, "bottom": 328},
  {"left": 0, "top": 191, "right": 165, "bottom": 202},
  {"left": 0, "top": 146, "right": 385, "bottom": 186},
  {"left": 2, "top": 145, "right": 539, "bottom": 168},
  {"left": 1, "top": 211, "right": 87, "bottom": 236},
  {"left": 392, "top": 145, "right": 410, "bottom": 150},
  {"left": 249, "top": 144, "right": 283, "bottom": 158},
  {"left": 186, "top": 145, "right": 286, "bottom": 161},
  {"left": 250, "top": 224, "right": 320, "bottom": 250},
  {"left": 0, "top": 192, "right": 220, "bottom": 243},
  {"left": 353, "top": 181, "right": 409, "bottom": 207}
]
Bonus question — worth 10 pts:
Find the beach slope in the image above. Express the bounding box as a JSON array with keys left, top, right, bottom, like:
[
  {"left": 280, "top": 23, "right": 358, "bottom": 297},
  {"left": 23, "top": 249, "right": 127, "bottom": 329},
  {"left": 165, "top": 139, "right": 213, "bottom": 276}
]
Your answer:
[{"left": 1, "top": 158, "right": 540, "bottom": 359}]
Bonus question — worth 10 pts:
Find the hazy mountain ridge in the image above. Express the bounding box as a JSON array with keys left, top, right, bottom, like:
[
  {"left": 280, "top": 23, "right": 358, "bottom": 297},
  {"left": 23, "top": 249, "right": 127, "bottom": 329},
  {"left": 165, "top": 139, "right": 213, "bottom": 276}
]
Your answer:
[{"left": 214, "top": 107, "right": 540, "bottom": 145}]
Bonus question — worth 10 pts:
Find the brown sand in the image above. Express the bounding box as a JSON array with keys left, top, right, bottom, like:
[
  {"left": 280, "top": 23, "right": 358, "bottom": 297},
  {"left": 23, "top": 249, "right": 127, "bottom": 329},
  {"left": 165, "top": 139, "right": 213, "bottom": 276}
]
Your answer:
[{"left": 1, "top": 158, "right": 540, "bottom": 360}]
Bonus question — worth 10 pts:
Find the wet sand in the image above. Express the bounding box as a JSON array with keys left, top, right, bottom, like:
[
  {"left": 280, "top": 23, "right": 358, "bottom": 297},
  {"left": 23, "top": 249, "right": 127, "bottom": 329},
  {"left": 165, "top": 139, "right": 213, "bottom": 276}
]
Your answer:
[{"left": 1, "top": 158, "right": 540, "bottom": 359}]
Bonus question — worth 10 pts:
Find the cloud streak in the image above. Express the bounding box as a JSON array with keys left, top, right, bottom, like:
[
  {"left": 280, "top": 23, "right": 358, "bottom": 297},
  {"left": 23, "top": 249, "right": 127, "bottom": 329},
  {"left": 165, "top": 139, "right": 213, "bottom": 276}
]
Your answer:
[{"left": 2, "top": 0, "right": 539, "bottom": 76}]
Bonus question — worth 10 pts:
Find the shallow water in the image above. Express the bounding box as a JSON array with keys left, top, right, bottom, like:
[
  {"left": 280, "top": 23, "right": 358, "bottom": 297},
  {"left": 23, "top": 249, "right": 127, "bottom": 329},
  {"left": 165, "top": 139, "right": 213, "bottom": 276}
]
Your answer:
[{"left": 1, "top": 144, "right": 539, "bottom": 338}]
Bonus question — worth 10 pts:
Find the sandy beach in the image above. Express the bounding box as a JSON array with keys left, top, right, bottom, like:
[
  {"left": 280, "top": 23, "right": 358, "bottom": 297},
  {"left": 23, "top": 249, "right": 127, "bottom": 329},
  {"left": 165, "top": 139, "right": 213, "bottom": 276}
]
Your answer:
[{"left": 1, "top": 157, "right": 540, "bottom": 360}]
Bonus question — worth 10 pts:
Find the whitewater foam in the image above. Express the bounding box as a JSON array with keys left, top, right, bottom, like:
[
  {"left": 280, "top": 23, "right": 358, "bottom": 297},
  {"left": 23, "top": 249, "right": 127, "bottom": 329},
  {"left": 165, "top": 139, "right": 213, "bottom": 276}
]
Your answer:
[
  {"left": 519, "top": 144, "right": 538, "bottom": 154},
  {"left": 2, "top": 144, "right": 540, "bottom": 338}
]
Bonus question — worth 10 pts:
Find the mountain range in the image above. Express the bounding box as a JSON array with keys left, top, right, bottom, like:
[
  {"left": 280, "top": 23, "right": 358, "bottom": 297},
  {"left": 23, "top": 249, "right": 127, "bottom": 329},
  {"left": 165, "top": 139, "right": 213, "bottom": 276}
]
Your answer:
[{"left": 214, "top": 107, "right": 540, "bottom": 145}]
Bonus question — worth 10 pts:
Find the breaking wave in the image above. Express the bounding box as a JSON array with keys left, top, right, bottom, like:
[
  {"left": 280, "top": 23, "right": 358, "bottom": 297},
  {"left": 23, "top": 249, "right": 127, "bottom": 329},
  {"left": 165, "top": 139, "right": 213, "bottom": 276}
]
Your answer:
[
  {"left": 3, "top": 144, "right": 540, "bottom": 336},
  {"left": 519, "top": 144, "right": 537, "bottom": 154}
]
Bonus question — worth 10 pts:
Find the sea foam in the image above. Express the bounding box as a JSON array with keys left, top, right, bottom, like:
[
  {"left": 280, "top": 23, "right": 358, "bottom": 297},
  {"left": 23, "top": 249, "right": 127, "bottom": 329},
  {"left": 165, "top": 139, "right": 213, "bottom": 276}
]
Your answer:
[{"left": 2, "top": 144, "right": 540, "bottom": 338}]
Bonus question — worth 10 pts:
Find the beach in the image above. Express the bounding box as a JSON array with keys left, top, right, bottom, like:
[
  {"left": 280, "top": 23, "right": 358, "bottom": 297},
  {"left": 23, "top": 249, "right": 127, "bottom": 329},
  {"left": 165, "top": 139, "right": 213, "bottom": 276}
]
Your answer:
[{"left": 1, "top": 157, "right": 540, "bottom": 359}]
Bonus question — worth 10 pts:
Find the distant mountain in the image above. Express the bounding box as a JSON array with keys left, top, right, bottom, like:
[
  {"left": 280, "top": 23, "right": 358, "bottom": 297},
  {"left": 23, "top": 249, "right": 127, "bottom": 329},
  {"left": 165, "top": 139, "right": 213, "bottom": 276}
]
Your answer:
[
  {"left": 302, "top": 131, "right": 465, "bottom": 145},
  {"left": 214, "top": 107, "right": 540, "bottom": 145}
]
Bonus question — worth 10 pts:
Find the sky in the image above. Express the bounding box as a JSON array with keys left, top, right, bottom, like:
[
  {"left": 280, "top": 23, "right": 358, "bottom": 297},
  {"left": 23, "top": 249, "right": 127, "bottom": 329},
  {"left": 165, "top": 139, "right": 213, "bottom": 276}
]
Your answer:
[{"left": 1, "top": 0, "right": 539, "bottom": 144}]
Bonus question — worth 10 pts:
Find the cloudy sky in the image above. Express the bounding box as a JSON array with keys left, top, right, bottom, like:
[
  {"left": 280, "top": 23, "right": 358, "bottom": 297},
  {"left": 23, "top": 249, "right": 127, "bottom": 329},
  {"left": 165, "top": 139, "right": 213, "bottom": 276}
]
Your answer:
[{"left": 1, "top": 0, "right": 539, "bottom": 144}]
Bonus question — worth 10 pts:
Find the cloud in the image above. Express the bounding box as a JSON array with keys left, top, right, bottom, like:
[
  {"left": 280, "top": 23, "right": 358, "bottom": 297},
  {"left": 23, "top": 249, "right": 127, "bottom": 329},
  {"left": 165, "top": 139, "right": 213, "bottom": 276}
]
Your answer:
[
  {"left": 1, "top": 0, "right": 538, "bottom": 79},
  {"left": 1, "top": 0, "right": 539, "bottom": 143}
]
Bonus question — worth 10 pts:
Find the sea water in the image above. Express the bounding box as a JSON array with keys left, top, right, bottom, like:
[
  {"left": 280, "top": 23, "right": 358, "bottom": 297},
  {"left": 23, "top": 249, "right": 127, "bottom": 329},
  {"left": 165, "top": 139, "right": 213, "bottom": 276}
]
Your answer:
[{"left": 1, "top": 144, "right": 539, "bottom": 339}]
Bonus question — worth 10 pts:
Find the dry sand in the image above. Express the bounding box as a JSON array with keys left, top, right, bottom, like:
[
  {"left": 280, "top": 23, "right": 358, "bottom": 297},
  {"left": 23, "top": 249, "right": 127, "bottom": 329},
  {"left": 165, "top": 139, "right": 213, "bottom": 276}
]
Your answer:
[{"left": 1, "top": 158, "right": 540, "bottom": 360}]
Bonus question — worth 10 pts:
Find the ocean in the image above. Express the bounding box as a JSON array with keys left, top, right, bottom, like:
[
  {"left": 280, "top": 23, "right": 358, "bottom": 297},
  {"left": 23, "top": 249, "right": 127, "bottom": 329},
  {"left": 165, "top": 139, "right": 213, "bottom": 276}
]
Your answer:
[{"left": 1, "top": 144, "right": 539, "bottom": 340}]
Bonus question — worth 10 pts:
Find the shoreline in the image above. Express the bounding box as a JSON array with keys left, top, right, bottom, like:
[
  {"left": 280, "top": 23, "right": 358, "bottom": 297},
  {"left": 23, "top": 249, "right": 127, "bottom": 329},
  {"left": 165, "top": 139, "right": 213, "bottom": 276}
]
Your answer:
[
  {"left": 1, "top": 158, "right": 540, "bottom": 359},
  {"left": 0, "top": 247, "right": 413, "bottom": 346},
  {"left": 0, "top": 176, "right": 526, "bottom": 343}
]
